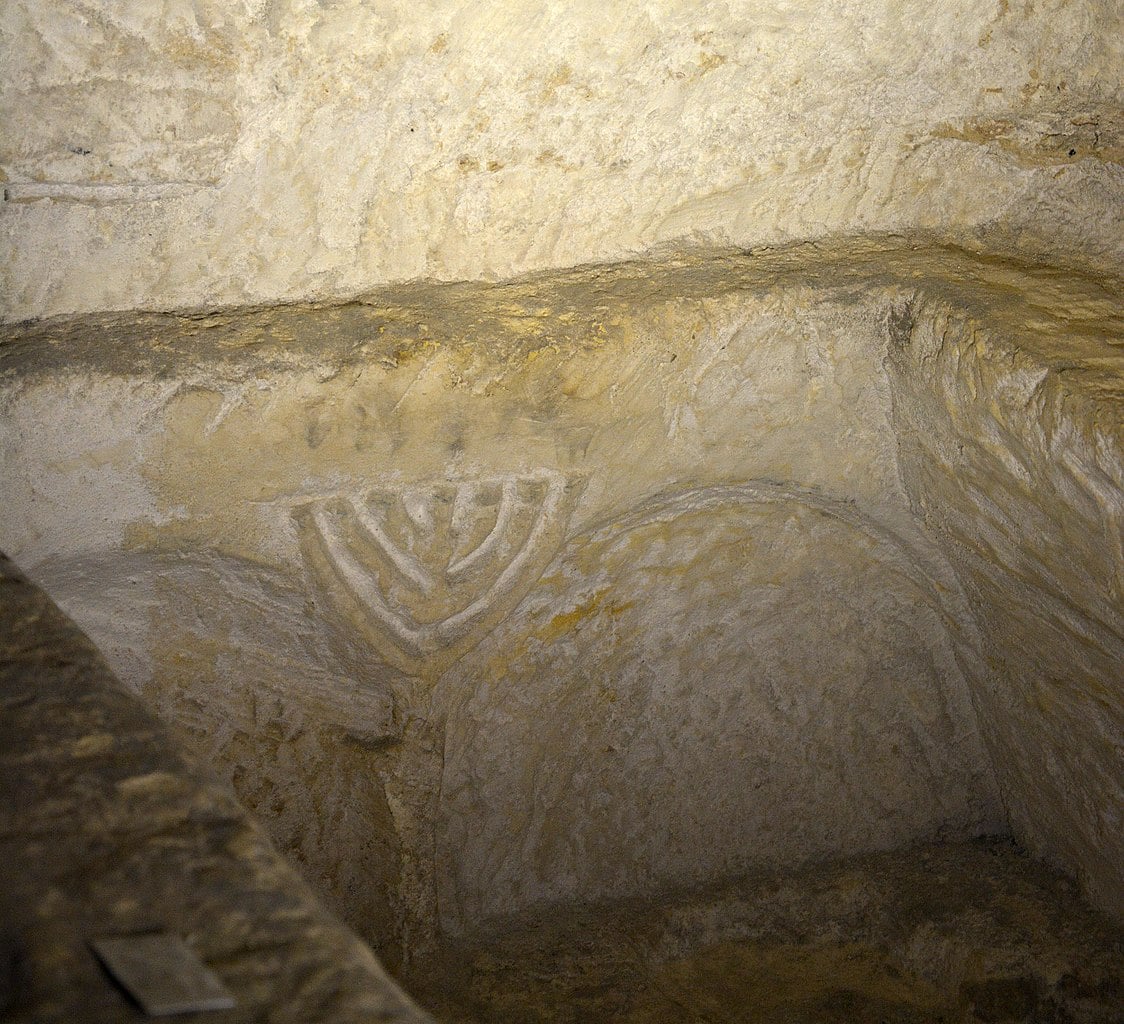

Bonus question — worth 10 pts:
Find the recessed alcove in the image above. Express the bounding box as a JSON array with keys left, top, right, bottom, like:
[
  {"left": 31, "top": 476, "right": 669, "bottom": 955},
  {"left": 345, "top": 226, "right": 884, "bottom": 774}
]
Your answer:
[
  {"left": 2, "top": 240, "right": 1121, "bottom": 1022},
  {"left": 2, "top": 2, "right": 1122, "bottom": 1020}
]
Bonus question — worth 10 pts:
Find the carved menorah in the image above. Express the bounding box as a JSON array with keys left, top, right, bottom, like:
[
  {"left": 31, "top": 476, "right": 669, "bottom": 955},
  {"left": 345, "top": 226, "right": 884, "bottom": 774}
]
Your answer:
[{"left": 294, "top": 471, "right": 577, "bottom": 674}]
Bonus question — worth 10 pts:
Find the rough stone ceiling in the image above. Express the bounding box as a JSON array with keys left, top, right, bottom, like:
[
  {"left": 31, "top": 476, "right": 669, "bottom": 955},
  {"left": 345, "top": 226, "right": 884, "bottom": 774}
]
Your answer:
[{"left": 1, "top": 0, "right": 1122, "bottom": 320}]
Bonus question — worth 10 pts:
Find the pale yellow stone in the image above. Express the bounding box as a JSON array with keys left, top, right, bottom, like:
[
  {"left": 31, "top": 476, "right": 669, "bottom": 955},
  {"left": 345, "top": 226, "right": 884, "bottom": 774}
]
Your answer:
[
  {"left": 2, "top": 1, "right": 1122, "bottom": 320},
  {"left": 3, "top": 240, "right": 1119, "bottom": 945},
  {"left": 0, "top": 0, "right": 1120, "bottom": 980}
]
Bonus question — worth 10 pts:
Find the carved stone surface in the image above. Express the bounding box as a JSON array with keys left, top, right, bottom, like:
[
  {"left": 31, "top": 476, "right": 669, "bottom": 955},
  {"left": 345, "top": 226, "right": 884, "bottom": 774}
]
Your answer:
[
  {"left": 413, "top": 839, "right": 1124, "bottom": 1024},
  {"left": 434, "top": 485, "right": 997, "bottom": 928},
  {"left": 1, "top": 2, "right": 1121, "bottom": 319},
  {"left": 295, "top": 472, "right": 580, "bottom": 673},
  {"left": 0, "top": 3, "right": 243, "bottom": 192},
  {"left": 0, "top": 240, "right": 1119, "bottom": 955},
  {"left": 18, "top": 549, "right": 409, "bottom": 959},
  {"left": 885, "top": 297, "right": 1124, "bottom": 920},
  {"left": 0, "top": 553, "right": 431, "bottom": 1023}
]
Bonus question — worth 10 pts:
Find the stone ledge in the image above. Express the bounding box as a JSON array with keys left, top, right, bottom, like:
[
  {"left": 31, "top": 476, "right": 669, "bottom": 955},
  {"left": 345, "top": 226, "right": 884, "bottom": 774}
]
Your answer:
[{"left": 0, "top": 553, "right": 431, "bottom": 1024}]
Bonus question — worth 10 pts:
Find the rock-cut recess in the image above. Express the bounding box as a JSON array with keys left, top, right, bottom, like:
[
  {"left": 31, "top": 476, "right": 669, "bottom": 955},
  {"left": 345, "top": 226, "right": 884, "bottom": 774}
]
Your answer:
[{"left": 0, "top": 238, "right": 1121, "bottom": 1019}]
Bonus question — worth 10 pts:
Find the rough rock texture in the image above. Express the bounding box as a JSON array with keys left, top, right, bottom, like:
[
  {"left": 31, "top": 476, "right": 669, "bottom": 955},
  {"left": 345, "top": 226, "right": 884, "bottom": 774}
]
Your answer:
[
  {"left": 0, "top": 553, "right": 431, "bottom": 1023},
  {"left": 4, "top": 239, "right": 1119, "bottom": 960},
  {"left": 435, "top": 486, "right": 991, "bottom": 928},
  {"left": 4, "top": 5, "right": 1120, "bottom": 1016},
  {"left": 2, "top": 1, "right": 1122, "bottom": 320},
  {"left": 412, "top": 838, "right": 1124, "bottom": 1024},
  {"left": 885, "top": 288, "right": 1124, "bottom": 921},
  {"left": 3, "top": 241, "right": 1042, "bottom": 954}
]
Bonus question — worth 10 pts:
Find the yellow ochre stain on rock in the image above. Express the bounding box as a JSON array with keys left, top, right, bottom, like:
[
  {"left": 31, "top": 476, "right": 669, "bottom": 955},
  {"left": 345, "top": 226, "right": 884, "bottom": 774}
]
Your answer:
[
  {"left": 540, "top": 591, "right": 634, "bottom": 642},
  {"left": 541, "top": 590, "right": 607, "bottom": 641}
]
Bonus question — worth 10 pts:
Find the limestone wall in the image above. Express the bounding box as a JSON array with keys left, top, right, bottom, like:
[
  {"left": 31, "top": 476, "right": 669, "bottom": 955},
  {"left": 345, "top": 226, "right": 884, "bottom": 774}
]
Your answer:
[
  {"left": 885, "top": 288, "right": 1124, "bottom": 922},
  {"left": 0, "top": 553, "right": 431, "bottom": 1023},
  {"left": 4, "top": 238, "right": 1121, "bottom": 945},
  {"left": 2, "top": 1, "right": 1122, "bottom": 321},
  {"left": 2, "top": 241, "right": 1032, "bottom": 947}
]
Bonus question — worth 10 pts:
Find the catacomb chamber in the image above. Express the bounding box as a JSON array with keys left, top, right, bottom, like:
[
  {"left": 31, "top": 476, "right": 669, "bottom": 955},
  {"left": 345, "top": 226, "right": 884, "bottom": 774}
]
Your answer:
[
  {"left": 2, "top": 240, "right": 1121, "bottom": 1021},
  {"left": 2, "top": 1, "right": 1122, "bottom": 1020}
]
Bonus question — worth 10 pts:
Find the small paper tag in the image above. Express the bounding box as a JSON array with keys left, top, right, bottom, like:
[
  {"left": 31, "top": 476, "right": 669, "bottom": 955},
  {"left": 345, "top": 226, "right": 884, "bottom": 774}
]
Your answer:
[{"left": 90, "top": 933, "right": 235, "bottom": 1016}]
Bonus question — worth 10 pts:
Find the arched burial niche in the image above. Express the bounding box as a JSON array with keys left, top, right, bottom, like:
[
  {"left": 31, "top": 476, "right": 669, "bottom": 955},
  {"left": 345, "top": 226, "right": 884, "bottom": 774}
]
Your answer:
[
  {"left": 1, "top": 241, "right": 1122, "bottom": 1022},
  {"left": 431, "top": 482, "right": 993, "bottom": 931}
]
